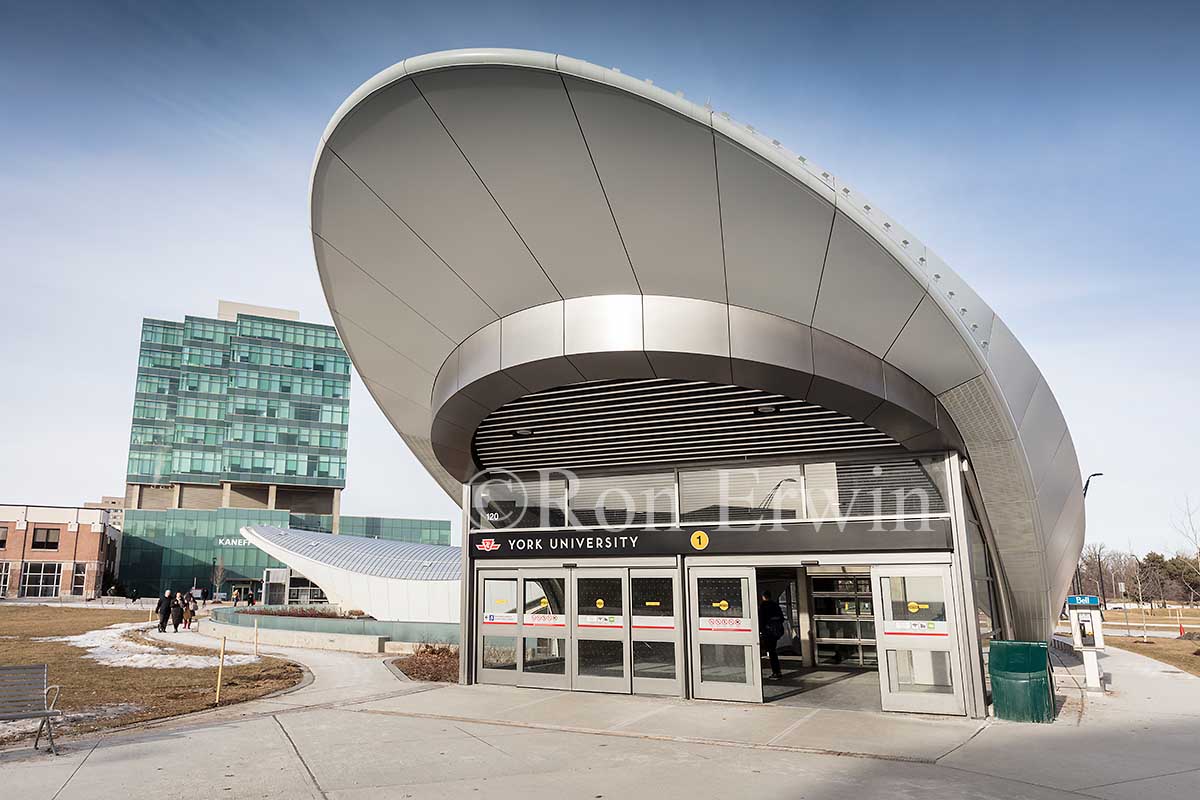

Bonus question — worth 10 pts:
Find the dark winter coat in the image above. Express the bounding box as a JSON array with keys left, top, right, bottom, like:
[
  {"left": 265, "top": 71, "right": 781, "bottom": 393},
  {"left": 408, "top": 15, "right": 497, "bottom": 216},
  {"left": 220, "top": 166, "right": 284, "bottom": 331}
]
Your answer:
[
  {"left": 170, "top": 598, "right": 184, "bottom": 625},
  {"left": 759, "top": 598, "right": 785, "bottom": 643},
  {"left": 155, "top": 594, "right": 173, "bottom": 619}
]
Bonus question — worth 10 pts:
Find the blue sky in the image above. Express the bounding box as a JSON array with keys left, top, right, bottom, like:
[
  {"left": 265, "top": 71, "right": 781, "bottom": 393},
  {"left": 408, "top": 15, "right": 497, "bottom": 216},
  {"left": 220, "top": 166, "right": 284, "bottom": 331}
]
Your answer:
[{"left": 2, "top": 1, "right": 1197, "bottom": 552}]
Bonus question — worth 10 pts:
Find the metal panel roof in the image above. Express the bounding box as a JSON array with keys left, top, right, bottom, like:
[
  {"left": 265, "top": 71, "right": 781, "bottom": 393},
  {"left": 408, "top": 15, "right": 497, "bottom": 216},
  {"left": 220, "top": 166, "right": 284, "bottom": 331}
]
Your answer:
[{"left": 243, "top": 525, "right": 460, "bottom": 581}]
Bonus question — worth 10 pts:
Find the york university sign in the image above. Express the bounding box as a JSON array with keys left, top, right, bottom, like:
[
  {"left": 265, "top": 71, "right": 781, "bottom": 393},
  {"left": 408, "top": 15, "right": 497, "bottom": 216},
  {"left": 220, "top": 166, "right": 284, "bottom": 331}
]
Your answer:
[{"left": 469, "top": 519, "right": 951, "bottom": 560}]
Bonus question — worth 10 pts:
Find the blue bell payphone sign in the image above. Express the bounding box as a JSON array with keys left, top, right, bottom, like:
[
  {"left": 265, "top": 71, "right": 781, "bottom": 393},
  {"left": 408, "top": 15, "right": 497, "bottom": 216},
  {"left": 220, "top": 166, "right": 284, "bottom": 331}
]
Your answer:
[{"left": 1067, "top": 595, "right": 1100, "bottom": 607}]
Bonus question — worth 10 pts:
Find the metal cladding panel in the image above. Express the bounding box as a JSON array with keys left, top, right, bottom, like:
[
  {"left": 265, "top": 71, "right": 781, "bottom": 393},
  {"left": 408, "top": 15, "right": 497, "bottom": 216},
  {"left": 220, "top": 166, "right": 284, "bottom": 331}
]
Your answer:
[
  {"left": 1045, "top": 480, "right": 1086, "bottom": 575},
  {"left": 501, "top": 301, "right": 567, "bottom": 368},
  {"left": 1036, "top": 432, "right": 1081, "bottom": 542},
  {"left": 326, "top": 77, "right": 559, "bottom": 316},
  {"left": 400, "top": 431, "right": 463, "bottom": 499},
  {"left": 562, "top": 77, "right": 727, "bottom": 303},
  {"left": 716, "top": 137, "right": 833, "bottom": 325},
  {"left": 881, "top": 363, "right": 938, "bottom": 427},
  {"left": 728, "top": 306, "right": 814, "bottom": 375},
  {"left": 563, "top": 295, "right": 643, "bottom": 354},
  {"left": 812, "top": 212, "right": 925, "bottom": 358},
  {"left": 415, "top": 67, "right": 639, "bottom": 298},
  {"left": 642, "top": 296, "right": 730, "bottom": 358},
  {"left": 335, "top": 316, "right": 434, "bottom": 407},
  {"left": 431, "top": 349, "right": 459, "bottom": 412},
  {"left": 923, "top": 249, "right": 995, "bottom": 351},
  {"left": 985, "top": 316, "right": 1042, "bottom": 427},
  {"left": 363, "top": 379, "right": 434, "bottom": 437},
  {"left": 457, "top": 320, "right": 503, "bottom": 389},
  {"left": 318, "top": 238, "right": 456, "bottom": 375},
  {"left": 885, "top": 296, "right": 983, "bottom": 395},
  {"left": 1018, "top": 379, "right": 1068, "bottom": 489},
  {"left": 312, "top": 153, "right": 497, "bottom": 342},
  {"left": 809, "top": 329, "right": 886, "bottom": 416}
]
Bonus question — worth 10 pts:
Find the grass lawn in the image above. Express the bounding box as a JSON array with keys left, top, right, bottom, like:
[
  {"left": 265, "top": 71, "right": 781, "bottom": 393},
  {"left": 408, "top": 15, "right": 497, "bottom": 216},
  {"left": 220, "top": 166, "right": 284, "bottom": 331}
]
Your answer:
[
  {"left": 0, "top": 604, "right": 302, "bottom": 745},
  {"left": 1105, "top": 635, "right": 1200, "bottom": 678}
]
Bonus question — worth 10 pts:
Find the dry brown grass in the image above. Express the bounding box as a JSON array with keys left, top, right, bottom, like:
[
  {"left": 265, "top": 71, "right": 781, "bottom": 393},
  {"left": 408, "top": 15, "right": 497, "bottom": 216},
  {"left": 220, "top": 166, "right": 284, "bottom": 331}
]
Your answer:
[
  {"left": 391, "top": 644, "right": 459, "bottom": 682},
  {"left": 0, "top": 604, "right": 301, "bottom": 744},
  {"left": 1106, "top": 635, "right": 1200, "bottom": 678}
]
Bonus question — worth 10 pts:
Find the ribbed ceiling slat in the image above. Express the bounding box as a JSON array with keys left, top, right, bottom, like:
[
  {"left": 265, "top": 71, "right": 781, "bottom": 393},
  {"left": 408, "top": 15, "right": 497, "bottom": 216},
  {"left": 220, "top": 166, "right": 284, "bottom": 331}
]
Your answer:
[{"left": 474, "top": 378, "right": 901, "bottom": 472}]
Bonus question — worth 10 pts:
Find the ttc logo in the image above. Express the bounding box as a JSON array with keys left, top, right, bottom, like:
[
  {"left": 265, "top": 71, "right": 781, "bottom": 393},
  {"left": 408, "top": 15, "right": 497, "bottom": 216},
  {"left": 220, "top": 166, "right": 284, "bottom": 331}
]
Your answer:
[{"left": 475, "top": 538, "right": 502, "bottom": 552}]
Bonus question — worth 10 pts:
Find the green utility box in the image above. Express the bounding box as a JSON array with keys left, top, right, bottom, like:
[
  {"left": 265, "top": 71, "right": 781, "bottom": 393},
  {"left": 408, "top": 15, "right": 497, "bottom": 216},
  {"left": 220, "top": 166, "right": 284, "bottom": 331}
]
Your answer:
[{"left": 989, "top": 640, "right": 1056, "bottom": 723}]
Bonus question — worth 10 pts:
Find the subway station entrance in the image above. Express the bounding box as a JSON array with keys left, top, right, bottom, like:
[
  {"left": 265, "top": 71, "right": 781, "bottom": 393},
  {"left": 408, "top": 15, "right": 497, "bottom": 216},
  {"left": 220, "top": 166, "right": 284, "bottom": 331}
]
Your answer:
[
  {"left": 472, "top": 552, "right": 974, "bottom": 716},
  {"left": 462, "top": 431, "right": 1001, "bottom": 719}
]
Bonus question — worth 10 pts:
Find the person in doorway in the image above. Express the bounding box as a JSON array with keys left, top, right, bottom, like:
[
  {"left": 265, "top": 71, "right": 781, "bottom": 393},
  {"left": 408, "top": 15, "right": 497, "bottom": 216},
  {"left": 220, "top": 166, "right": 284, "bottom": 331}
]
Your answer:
[
  {"left": 247, "top": 590, "right": 256, "bottom": 607},
  {"left": 759, "top": 589, "right": 785, "bottom": 680},
  {"left": 129, "top": 587, "right": 139, "bottom": 607},
  {"left": 155, "top": 590, "right": 172, "bottom": 632},
  {"left": 232, "top": 588, "right": 240, "bottom": 607},
  {"left": 170, "top": 591, "right": 184, "bottom": 633}
]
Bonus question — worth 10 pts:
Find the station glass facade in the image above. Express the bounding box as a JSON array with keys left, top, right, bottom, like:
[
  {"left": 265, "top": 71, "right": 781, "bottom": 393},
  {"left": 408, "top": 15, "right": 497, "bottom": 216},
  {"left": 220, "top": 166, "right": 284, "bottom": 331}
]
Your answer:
[{"left": 120, "top": 509, "right": 450, "bottom": 595}]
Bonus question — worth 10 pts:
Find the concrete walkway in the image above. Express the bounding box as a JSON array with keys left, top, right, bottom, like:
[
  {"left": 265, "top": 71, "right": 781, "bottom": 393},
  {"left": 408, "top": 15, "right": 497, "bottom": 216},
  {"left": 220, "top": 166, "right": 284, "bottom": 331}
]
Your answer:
[{"left": 4, "top": 630, "right": 1199, "bottom": 799}]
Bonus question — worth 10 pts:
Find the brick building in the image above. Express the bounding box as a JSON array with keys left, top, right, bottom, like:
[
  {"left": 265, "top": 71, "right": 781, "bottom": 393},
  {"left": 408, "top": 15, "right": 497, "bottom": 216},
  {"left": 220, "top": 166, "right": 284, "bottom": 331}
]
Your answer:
[{"left": 0, "top": 505, "right": 121, "bottom": 599}]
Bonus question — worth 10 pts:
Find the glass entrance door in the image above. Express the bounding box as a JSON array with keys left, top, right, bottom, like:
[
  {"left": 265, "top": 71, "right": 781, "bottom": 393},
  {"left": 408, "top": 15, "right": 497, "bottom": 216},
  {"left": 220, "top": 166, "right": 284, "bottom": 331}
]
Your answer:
[
  {"left": 572, "top": 568, "right": 631, "bottom": 693},
  {"left": 519, "top": 570, "right": 571, "bottom": 689},
  {"left": 630, "top": 569, "right": 683, "bottom": 696},
  {"left": 477, "top": 570, "right": 520, "bottom": 685},
  {"left": 871, "top": 565, "right": 966, "bottom": 715},
  {"left": 688, "top": 567, "right": 761, "bottom": 702}
]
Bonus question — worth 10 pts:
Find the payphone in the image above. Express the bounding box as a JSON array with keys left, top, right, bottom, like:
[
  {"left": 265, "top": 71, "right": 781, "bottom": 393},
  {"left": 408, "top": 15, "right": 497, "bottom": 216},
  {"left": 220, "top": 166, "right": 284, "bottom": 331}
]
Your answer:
[{"left": 1066, "top": 595, "right": 1105, "bottom": 690}]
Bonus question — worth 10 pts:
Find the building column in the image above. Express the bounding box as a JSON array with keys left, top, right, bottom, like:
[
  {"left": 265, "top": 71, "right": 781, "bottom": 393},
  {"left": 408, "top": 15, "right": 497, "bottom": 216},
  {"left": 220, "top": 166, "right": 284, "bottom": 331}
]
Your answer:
[
  {"left": 331, "top": 489, "right": 341, "bottom": 533},
  {"left": 794, "top": 567, "right": 814, "bottom": 667},
  {"left": 267, "top": 484, "right": 278, "bottom": 510},
  {"left": 127, "top": 484, "right": 141, "bottom": 510},
  {"left": 171, "top": 483, "right": 181, "bottom": 509},
  {"left": 221, "top": 482, "right": 232, "bottom": 508}
]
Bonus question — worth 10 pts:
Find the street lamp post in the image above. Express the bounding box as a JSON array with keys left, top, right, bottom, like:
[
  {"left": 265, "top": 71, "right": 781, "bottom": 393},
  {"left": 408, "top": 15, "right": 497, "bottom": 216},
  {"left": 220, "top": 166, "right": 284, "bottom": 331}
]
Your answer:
[{"left": 1082, "top": 473, "right": 1105, "bottom": 606}]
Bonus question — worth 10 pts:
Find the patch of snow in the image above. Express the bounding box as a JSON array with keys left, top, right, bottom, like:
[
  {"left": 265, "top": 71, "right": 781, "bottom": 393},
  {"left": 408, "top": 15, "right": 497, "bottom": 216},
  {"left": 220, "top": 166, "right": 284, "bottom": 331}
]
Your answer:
[
  {"left": 36, "top": 623, "right": 259, "bottom": 669},
  {"left": 0, "top": 703, "right": 144, "bottom": 740}
]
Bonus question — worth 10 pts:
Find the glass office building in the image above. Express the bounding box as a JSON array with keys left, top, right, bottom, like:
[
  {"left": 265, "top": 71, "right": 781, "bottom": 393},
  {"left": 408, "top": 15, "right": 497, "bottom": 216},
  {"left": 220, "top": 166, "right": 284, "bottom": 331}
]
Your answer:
[
  {"left": 119, "top": 301, "right": 452, "bottom": 597},
  {"left": 127, "top": 305, "right": 350, "bottom": 496}
]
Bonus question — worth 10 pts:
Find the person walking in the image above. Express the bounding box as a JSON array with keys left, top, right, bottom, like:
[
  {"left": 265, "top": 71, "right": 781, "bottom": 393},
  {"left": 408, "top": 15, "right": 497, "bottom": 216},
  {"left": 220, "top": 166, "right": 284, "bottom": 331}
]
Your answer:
[
  {"left": 170, "top": 591, "right": 185, "bottom": 633},
  {"left": 759, "top": 589, "right": 785, "bottom": 681},
  {"left": 232, "top": 588, "right": 240, "bottom": 607},
  {"left": 129, "top": 587, "right": 139, "bottom": 607},
  {"left": 182, "top": 593, "right": 196, "bottom": 630},
  {"left": 155, "top": 590, "right": 172, "bottom": 633}
]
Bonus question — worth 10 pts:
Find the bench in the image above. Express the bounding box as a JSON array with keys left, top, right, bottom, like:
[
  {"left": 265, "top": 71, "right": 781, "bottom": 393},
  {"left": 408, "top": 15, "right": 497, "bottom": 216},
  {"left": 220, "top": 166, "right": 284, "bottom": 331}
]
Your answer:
[{"left": 0, "top": 665, "right": 63, "bottom": 754}]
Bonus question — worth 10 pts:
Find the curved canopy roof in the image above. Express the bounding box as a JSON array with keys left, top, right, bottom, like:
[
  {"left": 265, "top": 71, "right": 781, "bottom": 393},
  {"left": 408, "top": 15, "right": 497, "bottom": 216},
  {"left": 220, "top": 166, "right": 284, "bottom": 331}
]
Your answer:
[
  {"left": 243, "top": 526, "right": 460, "bottom": 581},
  {"left": 309, "top": 48, "right": 1084, "bottom": 640}
]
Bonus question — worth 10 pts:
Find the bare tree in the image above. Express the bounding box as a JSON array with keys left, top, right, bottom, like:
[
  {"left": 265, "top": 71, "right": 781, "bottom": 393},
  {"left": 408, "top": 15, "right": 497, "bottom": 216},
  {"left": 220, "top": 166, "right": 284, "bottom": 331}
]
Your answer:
[
  {"left": 1129, "top": 543, "right": 1151, "bottom": 642},
  {"left": 1173, "top": 496, "right": 1200, "bottom": 592},
  {"left": 211, "top": 555, "right": 225, "bottom": 599}
]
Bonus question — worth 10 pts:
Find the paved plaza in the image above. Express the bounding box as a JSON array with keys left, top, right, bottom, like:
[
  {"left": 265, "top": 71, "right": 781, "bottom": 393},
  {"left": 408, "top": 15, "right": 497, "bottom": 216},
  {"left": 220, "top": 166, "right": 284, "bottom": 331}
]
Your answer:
[{"left": 4, "top": 628, "right": 1200, "bottom": 799}]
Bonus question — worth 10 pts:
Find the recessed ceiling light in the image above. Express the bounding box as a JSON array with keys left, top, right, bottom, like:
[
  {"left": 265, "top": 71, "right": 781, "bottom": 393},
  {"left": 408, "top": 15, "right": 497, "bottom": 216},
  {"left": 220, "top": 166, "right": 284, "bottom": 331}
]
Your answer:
[
  {"left": 515, "top": 428, "right": 534, "bottom": 437},
  {"left": 756, "top": 405, "right": 778, "bottom": 414}
]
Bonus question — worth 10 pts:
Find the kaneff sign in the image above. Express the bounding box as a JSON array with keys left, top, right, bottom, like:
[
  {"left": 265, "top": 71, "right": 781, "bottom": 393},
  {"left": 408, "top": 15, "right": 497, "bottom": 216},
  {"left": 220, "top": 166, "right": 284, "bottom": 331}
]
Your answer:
[
  {"left": 469, "top": 518, "right": 952, "bottom": 559},
  {"left": 216, "top": 537, "right": 252, "bottom": 547}
]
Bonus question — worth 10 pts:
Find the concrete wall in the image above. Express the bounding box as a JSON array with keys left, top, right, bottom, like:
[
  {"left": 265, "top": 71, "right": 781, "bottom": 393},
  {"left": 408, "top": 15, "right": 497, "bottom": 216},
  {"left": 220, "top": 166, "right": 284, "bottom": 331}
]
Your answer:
[{"left": 200, "top": 618, "right": 387, "bottom": 654}]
